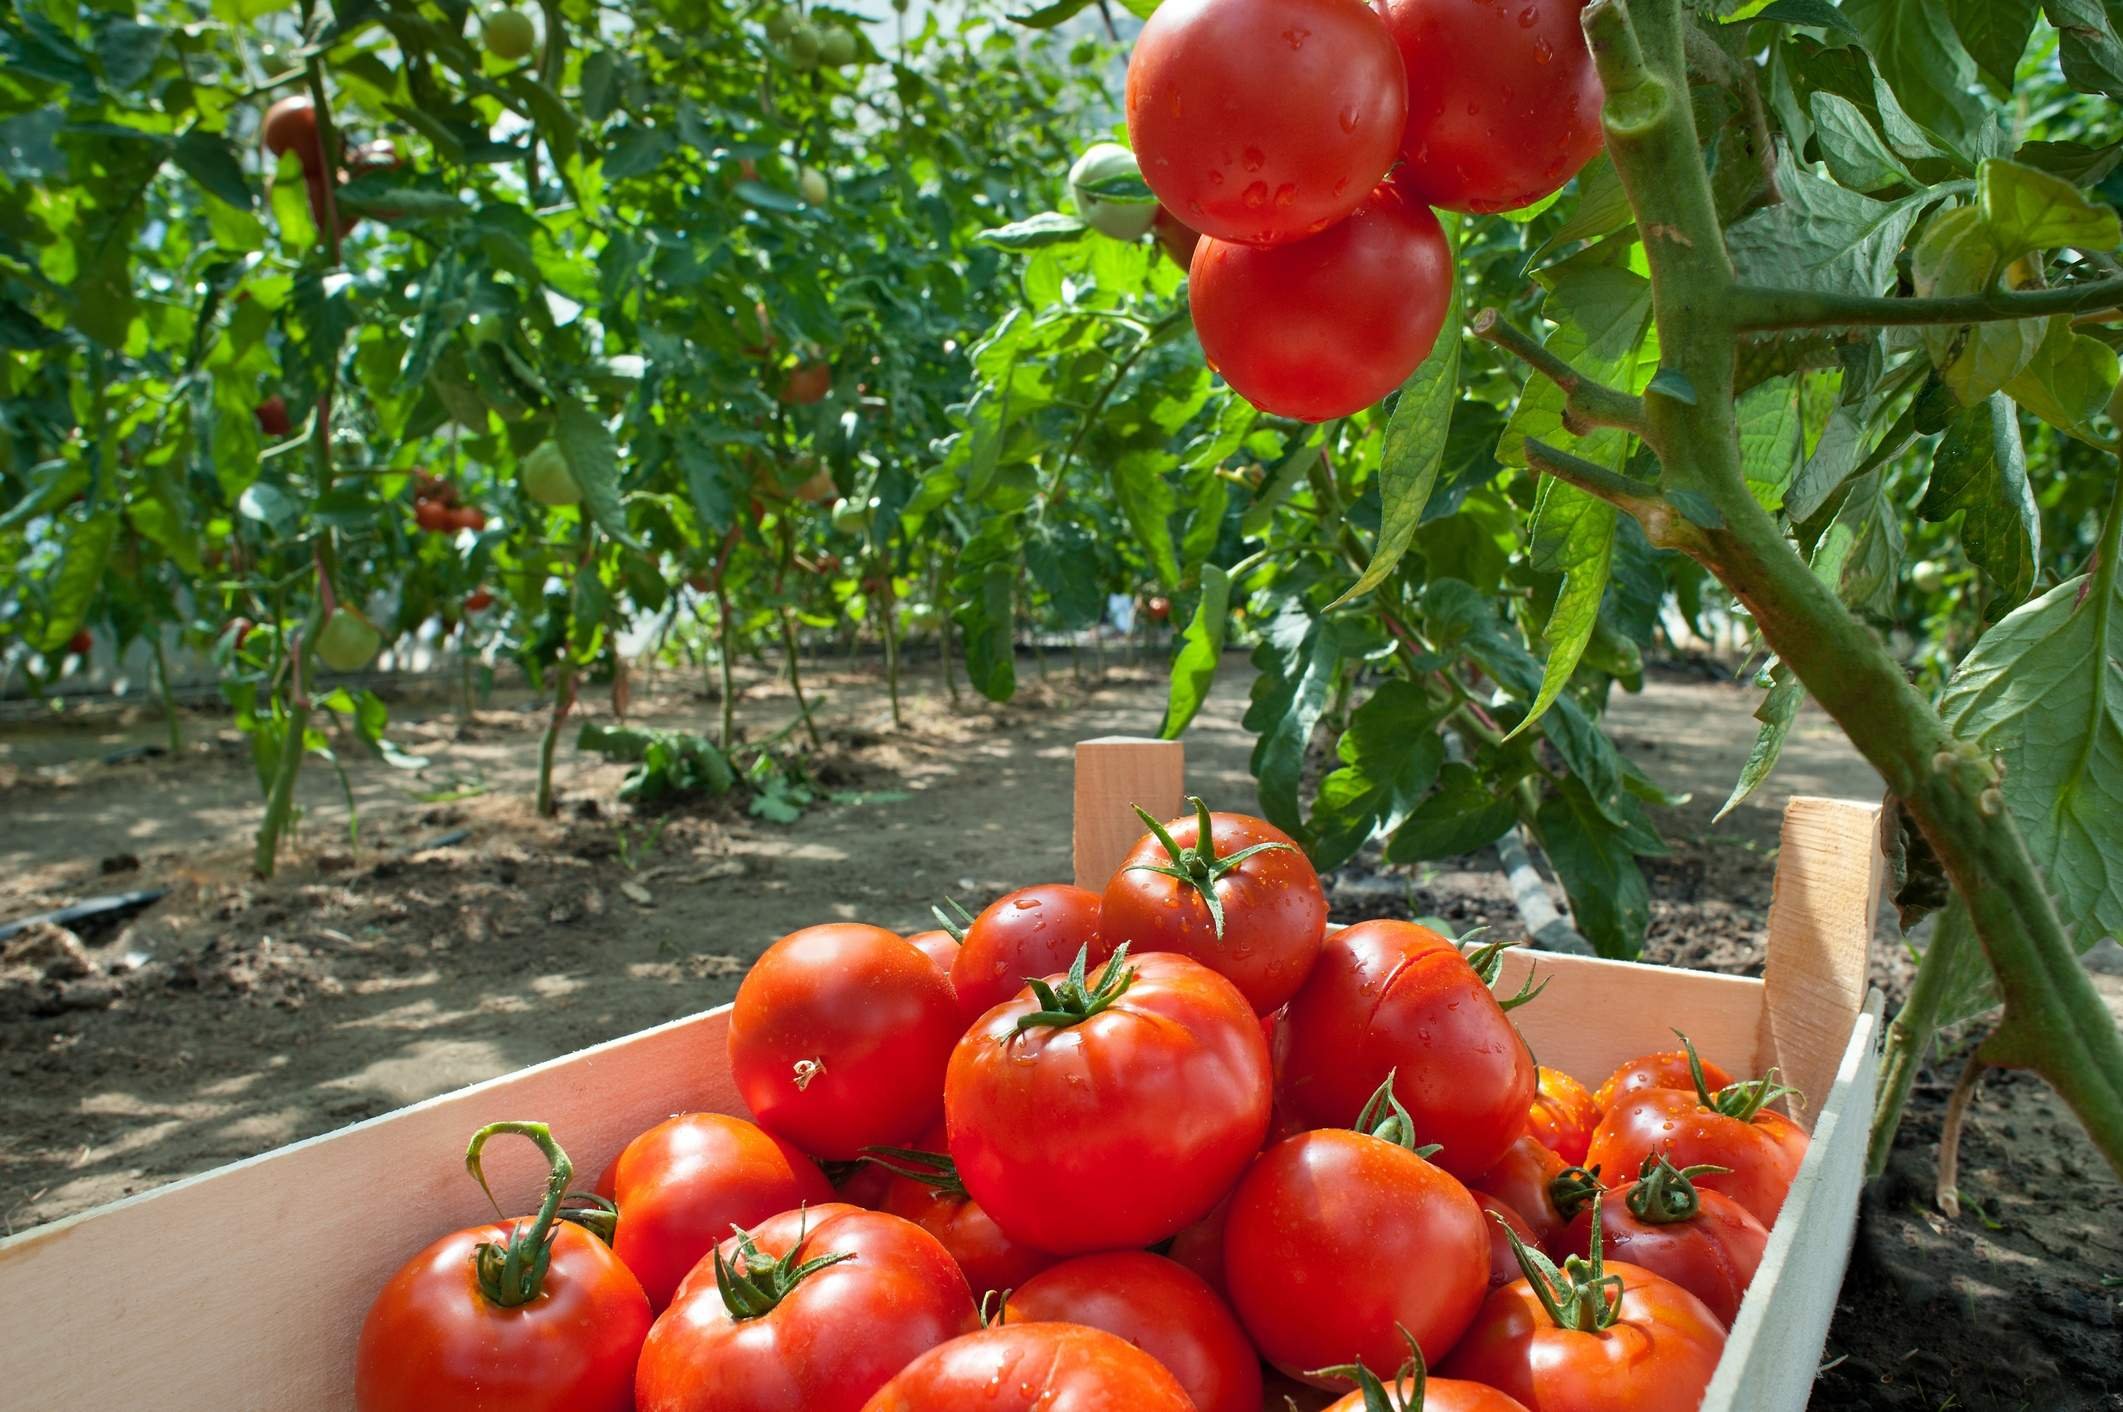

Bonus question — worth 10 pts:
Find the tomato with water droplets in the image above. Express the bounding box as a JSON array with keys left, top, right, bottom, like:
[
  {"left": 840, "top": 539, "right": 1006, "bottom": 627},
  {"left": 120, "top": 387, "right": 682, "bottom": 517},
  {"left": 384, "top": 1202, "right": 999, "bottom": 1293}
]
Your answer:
[
  {"left": 862, "top": 1322, "right": 1195, "bottom": 1412},
  {"left": 1528, "top": 1065, "right": 1599, "bottom": 1165},
  {"left": 1126, "top": 0, "right": 1406, "bottom": 247},
  {"left": 1585, "top": 1085, "right": 1807, "bottom": 1228},
  {"left": 1374, "top": 0, "right": 1604, "bottom": 215},
  {"left": 1552, "top": 1156, "right": 1770, "bottom": 1327},
  {"left": 1594, "top": 1047, "right": 1734, "bottom": 1114},
  {"left": 950, "top": 883, "right": 1107, "bottom": 1019}
]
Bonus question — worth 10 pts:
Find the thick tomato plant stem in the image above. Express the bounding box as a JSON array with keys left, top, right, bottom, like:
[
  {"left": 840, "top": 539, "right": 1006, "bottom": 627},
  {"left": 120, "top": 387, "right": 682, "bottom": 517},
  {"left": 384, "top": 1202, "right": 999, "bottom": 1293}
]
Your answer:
[{"left": 1474, "top": 0, "right": 2123, "bottom": 1177}]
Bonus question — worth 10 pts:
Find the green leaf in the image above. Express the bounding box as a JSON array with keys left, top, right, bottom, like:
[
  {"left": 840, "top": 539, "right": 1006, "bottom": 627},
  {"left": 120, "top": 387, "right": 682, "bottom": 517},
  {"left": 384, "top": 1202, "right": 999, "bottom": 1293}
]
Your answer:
[
  {"left": 554, "top": 397, "right": 638, "bottom": 548},
  {"left": 2045, "top": 0, "right": 2123, "bottom": 98},
  {"left": 1922, "top": 394, "right": 2038, "bottom": 605},
  {"left": 975, "top": 213, "right": 1089, "bottom": 250},
  {"left": 955, "top": 562, "right": 1017, "bottom": 702},
  {"left": 1735, "top": 377, "right": 1803, "bottom": 511},
  {"left": 1810, "top": 468, "right": 1904, "bottom": 615},
  {"left": 1726, "top": 152, "right": 1936, "bottom": 297},
  {"left": 1939, "top": 569, "right": 2123, "bottom": 952},
  {"left": 1977, "top": 156, "right": 2123, "bottom": 255},
  {"left": 1513, "top": 480, "right": 1614, "bottom": 738},
  {"left": 1385, "top": 762, "right": 1519, "bottom": 863},
  {"left": 1912, "top": 205, "right": 2045, "bottom": 402},
  {"left": 1844, "top": 0, "right": 1988, "bottom": 148},
  {"left": 2003, "top": 315, "right": 2121, "bottom": 437},
  {"left": 1535, "top": 775, "right": 1657, "bottom": 959},
  {"left": 1717, "top": 662, "right": 1804, "bottom": 820},
  {"left": 1159, "top": 564, "right": 1230, "bottom": 739},
  {"left": 1948, "top": 0, "right": 2039, "bottom": 91},
  {"left": 603, "top": 126, "right": 675, "bottom": 180},
  {"left": 1114, "top": 450, "right": 1181, "bottom": 590},
  {"left": 94, "top": 17, "right": 166, "bottom": 90},
  {"left": 1787, "top": 397, "right": 1871, "bottom": 525},
  {"left": 1008, "top": 0, "right": 1095, "bottom": 27},
  {"left": 171, "top": 130, "right": 254, "bottom": 209},
  {"left": 1808, "top": 93, "right": 1916, "bottom": 191},
  {"left": 36, "top": 512, "right": 117, "bottom": 652},
  {"left": 1646, "top": 368, "right": 1698, "bottom": 405},
  {"left": 1243, "top": 598, "right": 1343, "bottom": 839},
  {"left": 1745, "top": 0, "right": 1861, "bottom": 37},
  {"left": 237, "top": 482, "right": 300, "bottom": 535},
  {"left": 1332, "top": 277, "right": 1462, "bottom": 606},
  {"left": 1309, "top": 680, "right": 1448, "bottom": 870}
]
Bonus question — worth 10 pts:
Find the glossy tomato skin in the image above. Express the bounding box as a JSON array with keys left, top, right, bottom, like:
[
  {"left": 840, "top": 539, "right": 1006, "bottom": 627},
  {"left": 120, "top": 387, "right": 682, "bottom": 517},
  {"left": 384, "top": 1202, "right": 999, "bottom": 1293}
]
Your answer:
[
  {"left": 636, "top": 1208, "right": 976, "bottom": 1412},
  {"left": 262, "top": 96, "right": 324, "bottom": 172},
  {"left": 1374, "top": 0, "right": 1604, "bottom": 215},
  {"left": 355, "top": 1222, "right": 648, "bottom": 1412},
  {"left": 1165, "top": 1189, "right": 1234, "bottom": 1296},
  {"left": 1281, "top": 918, "right": 1535, "bottom": 1180},
  {"left": 861, "top": 1323, "right": 1195, "bottom": 1412},
  {"left": 602, "top": 1112, "right": 834, "bottom": 1310},
  {"left": 878, "top": 1123, "right": 1057, "bottom": 1299},
  {"left": 1554, "top": 1185, "right": 1770, "bottom": 1327},
  {"left": 1585, "top": 1091, "right": 1808, "bottom": 1227},
  {"left": 1473, "top": 1135, "right": 1570, "bottom": 1250},
  {"left": 1126, "top": 0, "right": 1404, "bottom": 247},
  {"left": 1528, "top": 1066, "right": 1599, "bottom": 1166},
  {"left": 946, "top": 951, "right": 1272, "bottom": 1253},
  {"left": 1189, "top": 184, "right": 1451, "bottom": 423},
  {"left": 1326, "top": 1377, "right": 1533, "bottom": 1412},
  {"left": 903, "top": 928, "right": 961, "bottom": 982},
  {"left": 1476, "top": 1191, "right": 1543, "bottom": 1290},
  {"left": 779, "top": 361, "right": 832, "bottom": 404},
  {"left": 1223, "top": 1127, "right": 1489, "bottom": 1383},
  {"left": 1441, "top": 1261, "right": 1727, "bottom": 1412},
  {"left": 1098, "top": 810, "right": 1326, "bottom": 1015},
  {"left": 1153, "top": 205, "right": 1202, "bottom": 267},
  {"left": 728, "top": 923, "right": 962, "bottom": 1161},
  {"left": 666, "top": 1202, "right": 867, "bottom": 1304},
  {"left": 1004, "top": 1252, "right": 1262, "bottom": 1412},
  {"left": 950, "top": 884, "right": 1107, "bottom": 1019},
  {"left": 1593, "top": 1049, "right": 1734, "bottom": 1114}
]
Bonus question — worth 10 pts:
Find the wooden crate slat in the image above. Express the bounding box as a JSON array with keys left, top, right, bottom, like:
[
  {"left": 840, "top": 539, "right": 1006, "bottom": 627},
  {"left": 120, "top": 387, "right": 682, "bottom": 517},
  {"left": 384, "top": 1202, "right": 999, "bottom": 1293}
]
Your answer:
[
  {"left": 1759, "top": 796, "right": 1884, "bottom": 1127},
  {"left": 1072, "top": 736, "right": 1184, "bottom": 890}
]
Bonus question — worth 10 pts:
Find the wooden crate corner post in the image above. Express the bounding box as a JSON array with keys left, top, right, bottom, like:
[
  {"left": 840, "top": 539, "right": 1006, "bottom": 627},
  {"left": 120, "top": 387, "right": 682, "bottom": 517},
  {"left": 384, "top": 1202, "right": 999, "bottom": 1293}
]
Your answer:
[{"left": 1072, "top": 737, "right": 1184, "bottom": 890}]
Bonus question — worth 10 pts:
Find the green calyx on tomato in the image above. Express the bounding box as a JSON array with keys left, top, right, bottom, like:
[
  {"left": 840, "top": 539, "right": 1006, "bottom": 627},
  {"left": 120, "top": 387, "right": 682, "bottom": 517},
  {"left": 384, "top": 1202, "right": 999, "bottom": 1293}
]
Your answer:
[
  {"left": 1498, "top": 1200, "right": 1624, "bottom": 1333},
  {"left": 1126, "top": 795, "right": 1295, "bottom": 941},
  {"left": 1309, "top": 1324, "right": 1433, "bottom": 1412},
  {"left": 1623, "top": 1153, "right": 1731, "bottom": 1227},
  {"left": 1353, "top": 1073, "right": 1443, "bottom": 1159},
  {"left": 1459, "top": 933, "right": 1549, "bottom": 1013},
  {"left": 462, "top": 1120, "right": 598, "bottom": 1308},
  {"left": 1011, "top": 942, "right": 1136, "bottom": 1036},
  {"left": 929, "top": 895, "right": 974, "bottom": 943},
  {"left": 1548, "top": 1164, "right": 1605, "bottom": 1224},
  {"left": 1675, "top": 1028, "right": 1799, "bottom": 1121},
  {"left": 862, "top": 1145, "right": 969, "bottom": 1199},
  {"left": 710, "top": 1217, "right": 856, "bottom": 1320}
]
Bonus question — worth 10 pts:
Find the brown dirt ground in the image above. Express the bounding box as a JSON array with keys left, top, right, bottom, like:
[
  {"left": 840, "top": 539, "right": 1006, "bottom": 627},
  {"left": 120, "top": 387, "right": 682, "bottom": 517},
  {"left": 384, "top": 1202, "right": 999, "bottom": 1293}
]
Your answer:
[{"left": 1, "top": 653, "right": 2115, "bottom": 1408}]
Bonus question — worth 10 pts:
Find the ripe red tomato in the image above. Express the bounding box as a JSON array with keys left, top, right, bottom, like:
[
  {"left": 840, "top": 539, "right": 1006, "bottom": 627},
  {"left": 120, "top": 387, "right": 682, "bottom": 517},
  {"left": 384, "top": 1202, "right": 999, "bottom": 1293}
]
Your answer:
[
  {"left": 950, "top": 883, "right": 1107, "bottom": 1019},
  {"left": 1442, "top": 1253, "right": 1726, "bottom": 1412},
  {"left": 1585, "top": 1085, "right": 1808, "bottom": 1228},
  {"left": 1324, "top": 1366, "right": 1531, "bottom": 1412},
  {"left": 1472, "top": 1135, "right": 1575, "bottom": 1250},
  {"left": 65, "top": 628, "right": 94, "bottom": 656},
  {"left": 415, "top": 498, "right": 451, "bottom": 532},
  {"left": 903, "top": 927, "right": 960, "bottom": 981},
  {"left": 225, "top": 617, "right": 255, "bottom": 651},
  {"left": 861, "top": 1323, "right": 1195, "bottom": 1412},
  {"left": 1153, "top": 205, "right": 1201, "bottom": 266},
  {"left": 1374, "top": 0, "right": 1604, "bottom": 215},
  {"left": 1553, "top": 1156, "right": 1770, "bottom": 1327},
  {"left": 779, "top": 360, "right": 832, "bottom": 404},
  {"left": 728, "top": 923, "right": 962, "bottom": 1161},
  {"left": 355, "top": 1123, "right": 651, "bottom": 1412},
  {"left": 303, "top": 164, "right": 360, "bottom": 237},
  {"left": 1593, "top": 1047, "right": 1735, "bottom": 1114},
  {"left": 1164, "top": 1189, "right": 1233, "bottom": 1296},
  {"left": 263, "top": 95, "right": 324, "bottom": 172},
  {"left": 1004, "top": 1251, "right": 1262, "bottom": 1412},
  {"left": 1097, "top": 798, "right": 1325, "bottom": 1015},
  {"left": 1528, "top": 1066, "right": 1598, "bottom": 1166},
  {"left": 1280, "top": 918, "right": 1534, "bottom": 1180},
  {"left": 1476, "top": 1191, "right": 1543, "bottom": 1290},
  {"left": 255, "top": 395, "right": 291, "bottom": 437},
  {"left": 636, "top": 1206, "right": 976, "bottom": 1412},
  {"left": 946, "top": 947, "right": 1271, "bottom": 1253},
  {"left": 1223, "top": 1081, "right": 1490, "bottom": 1383},
  {"left": 872, "top": 1124, "right": 1057, "bottom": 1298},
  {"left": 464, "top": 589, "right": 495, "bottom": 613},
  {"left": 1190, "top": 183, "right": 1452, "bottom": 422},
  {"left": 598, "top": 1112, "right": 833, "bottom": 1310},
  {"left": 1125, "top": 0, "right": 1405, "bottom": 247},
  {"left": 452, "top": 505, "right": 489, "bottom": 532}
]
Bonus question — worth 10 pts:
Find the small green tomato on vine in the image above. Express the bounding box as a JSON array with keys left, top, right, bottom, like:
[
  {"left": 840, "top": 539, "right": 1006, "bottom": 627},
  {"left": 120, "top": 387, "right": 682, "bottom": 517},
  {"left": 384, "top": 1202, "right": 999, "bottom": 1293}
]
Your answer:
[
  {"left": 819, "top": 28, "right": 858, "bottom": 68},
  {"left": 1068, "top": 142, "right": 1156, "bottom": 242},
  {"left": 783, "top": 22, "right": 822, "bottom": 69},
  {"left": 482, "top": 8, "right": 537, "bottom": 61},
  {"left": 798, "top": 166, "right": 830, "bottom": 206},
  {"left": 316, "top": 608, "right": 383, "bottom": 673},
  {"left": 521, "top": 441, "right": 582, "bottom": 507}
]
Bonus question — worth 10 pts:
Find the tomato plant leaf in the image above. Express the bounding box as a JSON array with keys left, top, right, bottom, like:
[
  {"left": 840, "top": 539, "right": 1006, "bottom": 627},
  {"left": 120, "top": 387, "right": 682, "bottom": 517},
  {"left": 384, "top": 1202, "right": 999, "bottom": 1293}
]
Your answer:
[
  {"left": 1744, "top": 0, "right": 1862, "bottom": 38},
  {"left": 1922, "top": 394, "right": 2038, "bottom": 607},
  {"left": 1809, "top": 93, "right": 1916, "bottom": 191},
  {"left": 1159, "top": 563, "right": 1229, "bottom": 740},
  {"left": 1534, "top": 775, "right": 1658, "bottom": 959},
  {"left": 1385, "top": 761, "right": 1518, "bottom": 864},
  {"left": 36, "top": 511, "right": 118, "bottom": 653},
  {"left": 1977, "top": 156, "right": 2123, "bottom": 254},
  {"left": 1513, "top": 480, "right": 1614, "bottom": 739},
  {"left": 1810, "top": 468, "right": 1904, "bottom": 615},
  {"left": 170, "top": 129, "right": 253, "bottom": 209},
  {"left": 1843, "top": 0, "right": 1990, "bottom": 150},
  {"left": 2003, "top": 315, "right": 2121, "bottom": 437},
  {"left": 1243, "top": 596, "right": 1343, "bottom": 840},
  {"left": 554, "top": 396, "right": 638, "bottom": 548},
  {"left": 1725, "top": 151, "right": 1937, "bottom": 297},
  {"left": 2045, "top": 0, "right": 2123, "bottom": 98},
  {"left": 1940, "top": 568, "right": 2123, "bottom": 953},
  {"left": 1007, "top": 0, "right": 1095, "bottom": 28},
  {"left": 1115, "top": 448, "right": 1182, "bottom": 590},
  {"left": 1912, "top": 205, "right": 2045, "bottom": 402},
  {"left": 1717, "top": 661, "right": 1804, "bottom": 821},
  {"left": 1736, "top": 376, "right": 1803, "bottom": 511},
  {"left": 975, "top": 213, "right": 1090, "bottom": 250},
  {"left": 1309, "top": 679, "right": 1449, "bottom": 870},
  {"left": 1947, "top": 0, "right": 2039, "bottom": 92}
]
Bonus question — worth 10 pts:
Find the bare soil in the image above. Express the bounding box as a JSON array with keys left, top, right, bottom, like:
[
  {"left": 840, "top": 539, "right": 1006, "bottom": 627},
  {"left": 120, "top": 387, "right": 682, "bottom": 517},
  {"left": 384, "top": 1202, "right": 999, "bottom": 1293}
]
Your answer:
[{"left": 1, "top": 654, "right": 2115, "bottom": 1409}]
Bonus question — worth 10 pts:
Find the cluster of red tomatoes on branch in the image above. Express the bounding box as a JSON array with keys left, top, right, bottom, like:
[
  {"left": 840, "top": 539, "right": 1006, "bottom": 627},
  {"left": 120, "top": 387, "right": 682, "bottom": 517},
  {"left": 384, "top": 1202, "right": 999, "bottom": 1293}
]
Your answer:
[
  {"left": 1125, "top": 0, "right": 1604, "bottom": 420},
  {"left": 355, "top": 801, "right": 1805, "bottom": 1411},
  {"left": 410, "top": 472, "right": 489, "bottom": 535}
]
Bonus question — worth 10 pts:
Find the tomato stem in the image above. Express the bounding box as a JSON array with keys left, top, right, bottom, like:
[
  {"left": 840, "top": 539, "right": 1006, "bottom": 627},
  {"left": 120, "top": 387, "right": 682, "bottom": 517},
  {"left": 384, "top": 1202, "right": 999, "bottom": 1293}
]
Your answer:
[
  {"left": 1674, "top": 1028, "right": 1798, "bottom": 1121},
  {"left": 1124, "top": 795, "right": 1294, "bottom": 940},
  {"left": 1549, "top": 1164, "right": 1604, "bottom": 1224},
  {"left": 861, "top": 1144, "right": 968, "bottom": 1198},
  {"left": 1461, "top": 934, "right": 1549, "bottom": 1012},
  {"left": 713, "top": 1209, "right": 856, "bottom": 1321},
  {"left": 1622, "top": 1153, "right": 1728, "bottom": 1226},
  {"left": 1497, "top": 1200, "right": 1623, "bottom": 1332},
  {"left": 1010, "top": 942, "right": 1135, "bottom": 1035},
  {"left": 463, "top": 1120, "right": 587, "bottom": 1309},
  {"left": 1307, "top": 1323, "right": 1431, "bottom": 1410},
  {"left": 1352, "top": 1072, "right": 1443, "bottom": 1159},
  {"left": 929, "top": 895, "right": 974, "bottom": 943}
]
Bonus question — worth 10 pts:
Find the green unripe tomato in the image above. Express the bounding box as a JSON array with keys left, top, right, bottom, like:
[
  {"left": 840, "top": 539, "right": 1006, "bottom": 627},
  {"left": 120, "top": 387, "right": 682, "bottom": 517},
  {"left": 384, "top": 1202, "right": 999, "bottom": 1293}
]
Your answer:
[
  {"left": 830, "top": 495, "right": 876, "bottom": 536},
  {"left": 784, "top": 22, "right": 821, "bottom": 68},
  {"left": 1069, "top": 142, "right": 1157, "bottom": 241},
  {"left": 316, "top": 607, "right": 383, "bottom": 673},
  {"left": 763, "top": 6, "right": 797, "bottom": 40},
  {"left": 1911, "top": 560, "right": 1948, "bottom": 595},
  {"left": 798, "top": 166, "right": 829, "bottom": 206},
  {"left": 482, "top": 8, "right": 537, "bottom": 60},
  {"left": 819, "top": 27, "right": 858, "bottom": 67},
  {"left": 521, "top": 441, "right": 582, "bottom": 506}
]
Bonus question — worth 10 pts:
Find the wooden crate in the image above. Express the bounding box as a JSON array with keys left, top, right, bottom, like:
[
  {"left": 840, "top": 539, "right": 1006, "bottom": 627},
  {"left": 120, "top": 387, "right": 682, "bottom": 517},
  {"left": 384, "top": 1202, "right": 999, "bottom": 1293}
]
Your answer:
[{"left": 0, "top": 738, "right": 1883, "bottom": 1411}]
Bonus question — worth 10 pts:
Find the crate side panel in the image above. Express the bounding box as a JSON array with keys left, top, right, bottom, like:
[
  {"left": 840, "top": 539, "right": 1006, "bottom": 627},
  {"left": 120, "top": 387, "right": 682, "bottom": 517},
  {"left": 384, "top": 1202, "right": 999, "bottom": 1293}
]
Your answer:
[
  {"left": 1499, "top": 949, "right": 1767, "bottom": 1103},
  {"left": 1073, "top": 737, "right": 1185, "bottom": 891},
  {"left": 1760, "top": 797, "right": 1883, "bottom": 1128},
  {"left": 0, "top": 1005, "right": 737, "bottom": 1410}
]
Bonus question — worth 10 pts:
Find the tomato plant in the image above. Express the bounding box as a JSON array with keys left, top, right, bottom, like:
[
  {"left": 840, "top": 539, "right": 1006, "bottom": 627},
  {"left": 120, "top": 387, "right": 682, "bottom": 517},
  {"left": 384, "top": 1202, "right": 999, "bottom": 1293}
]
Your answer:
[
  {"left": 944, "top": 945, "right": 1272, "bottom": 1253},
  {"left": 354, "top": 1123, "right": 650, "bottom": 1412}
]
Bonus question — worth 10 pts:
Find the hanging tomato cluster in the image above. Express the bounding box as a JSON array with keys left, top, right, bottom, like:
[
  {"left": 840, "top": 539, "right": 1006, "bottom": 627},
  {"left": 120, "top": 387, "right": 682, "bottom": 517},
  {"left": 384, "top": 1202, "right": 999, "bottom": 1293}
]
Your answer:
[
  {"left": 1122, "top": 0, "right": 1603, "bottom": 421},
  {"left": 409, "top": 472, "right": 488, "bottom": 535},
  {"left": 353, "top": 800, "right": 1806, "bottom": 1411}
]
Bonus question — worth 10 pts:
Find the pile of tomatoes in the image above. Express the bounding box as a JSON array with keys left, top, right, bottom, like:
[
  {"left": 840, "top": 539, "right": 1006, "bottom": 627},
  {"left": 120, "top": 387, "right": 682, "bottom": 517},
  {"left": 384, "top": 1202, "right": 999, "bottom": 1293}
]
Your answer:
[
  {"left": 1120, "top": 0, "right": 1605, "bottom": 422},
  {"left": 355, "top": 799, "right": 1807, "bottom": 1412}
]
